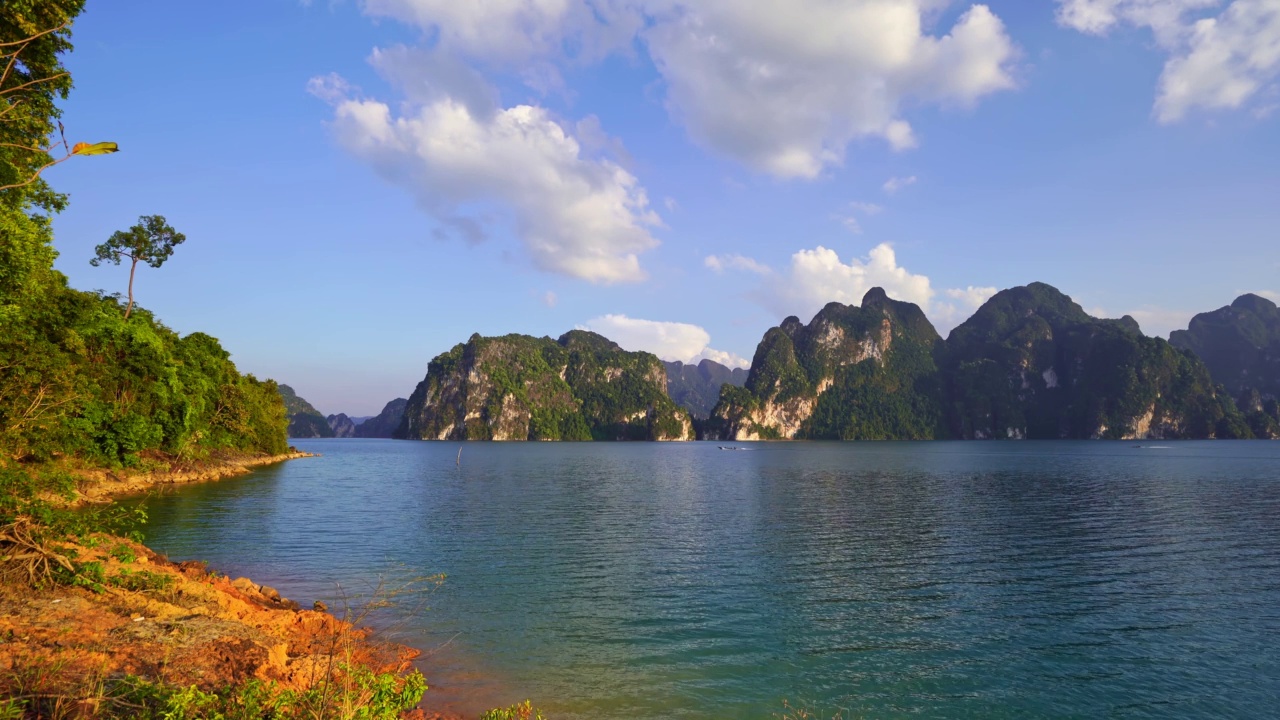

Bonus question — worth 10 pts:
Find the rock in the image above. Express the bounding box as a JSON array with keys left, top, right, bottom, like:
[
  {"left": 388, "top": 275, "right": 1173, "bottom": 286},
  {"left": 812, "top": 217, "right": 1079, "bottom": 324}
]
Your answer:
[
  {"left": 400, "top": 330, "right": 694, "bottom": 441},
  {"left": 258, "top": 584, "right": 281, "bottom": 603},
  {"left": 313, "top": 600, "right": 328, "bottom": 612}
]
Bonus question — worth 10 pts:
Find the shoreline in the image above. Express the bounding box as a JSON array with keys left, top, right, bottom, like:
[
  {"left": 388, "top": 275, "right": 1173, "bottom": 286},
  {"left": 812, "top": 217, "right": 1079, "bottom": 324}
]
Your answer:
[
  {"left": 65, "top": 450, "right": 318, "bottom": 507},
  {"left": 5, "top": 451, "right": 471, "bottom": 718},
  {"left": 0, "top": 529, "right": 457, "bottom": 719}
]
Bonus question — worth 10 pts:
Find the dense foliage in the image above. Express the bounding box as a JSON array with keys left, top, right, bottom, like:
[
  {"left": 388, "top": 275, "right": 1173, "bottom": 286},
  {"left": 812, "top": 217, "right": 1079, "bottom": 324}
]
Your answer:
[
  {"left": 278, "top": 384, "right": 335, "bottom": 438},
  {"left": 1170, "top": 293, "right": 1280, "bottom": 436},
  {"left": 711, "top": 284, "right": 1245, "bottom": 441},
  {"left": 399, "top": 331, "right": 692, "bottom": 441},
  {"left": 0, "top": 2, "right": 289, "bottom": 524},
  {"left": 943, "top": 283, "right": 1245, "bottom": 439},
  {"left": 710, "top": 289, "right": 947, "bottom": 440}
]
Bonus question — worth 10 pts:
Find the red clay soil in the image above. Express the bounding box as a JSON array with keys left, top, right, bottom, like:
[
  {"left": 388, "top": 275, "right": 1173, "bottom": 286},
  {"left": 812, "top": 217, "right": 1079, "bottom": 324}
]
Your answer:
[{"left": 0, "top": 533, "right": 462, "bottom": 719}]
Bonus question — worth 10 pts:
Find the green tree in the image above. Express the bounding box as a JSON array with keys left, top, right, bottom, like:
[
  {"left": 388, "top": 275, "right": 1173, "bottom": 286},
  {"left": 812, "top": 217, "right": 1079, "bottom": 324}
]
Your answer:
[{"left": 90, "top": 215, "right": 185, "bottom": 319}]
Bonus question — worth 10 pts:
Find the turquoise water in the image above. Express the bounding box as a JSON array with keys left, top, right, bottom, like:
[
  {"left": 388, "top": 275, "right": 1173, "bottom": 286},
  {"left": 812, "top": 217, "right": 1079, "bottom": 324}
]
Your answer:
[{"left": 133, "top": 440, "right": 1280, "bottom": 718}]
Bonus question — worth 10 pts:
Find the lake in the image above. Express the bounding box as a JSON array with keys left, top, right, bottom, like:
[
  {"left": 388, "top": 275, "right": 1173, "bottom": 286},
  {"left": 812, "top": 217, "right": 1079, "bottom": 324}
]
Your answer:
[{"left": 132, "top": 440, "right": 1280, "bottom": 718}]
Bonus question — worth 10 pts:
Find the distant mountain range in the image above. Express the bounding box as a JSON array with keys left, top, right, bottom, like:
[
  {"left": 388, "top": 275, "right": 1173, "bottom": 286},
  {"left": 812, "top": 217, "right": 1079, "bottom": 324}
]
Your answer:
[
  {"left": 664, "top": 359, "right": 748, "bottom": 419},
  {"left": 284, "top": 286, "right": 1279, "bottom": 442},
  {"left": 709, "top": 283, "right": 1246, "bottom": 440}
]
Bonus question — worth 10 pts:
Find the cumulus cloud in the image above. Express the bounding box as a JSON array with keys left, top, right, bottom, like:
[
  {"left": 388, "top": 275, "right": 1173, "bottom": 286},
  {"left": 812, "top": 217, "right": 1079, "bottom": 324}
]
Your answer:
[
  {"left": 710, "top": 242, "right": 992, "bottom": 334},
  {"left": 580, "top": 314, "right": 749, "bottom": 367},
  {"left": 761, "top": 244, "right": 934, "bottom": 321},
  {"left": 1056, "top": 0, "right": 1280, "bottom": 122},
  {"left": 358, "top": 1, "right": 1019, "bottom": 178},
  {"left": 931, "top": 285, "right": 998, "bottom": 332},
  {"left": 313, "top": 64, "right": 662, "bottom": 283},
  {"left": 645, "top": 2, "right": 1018, "bottom": 177},
  {"left": 883, "top": 175, "right": 919, "bottom": 193},
  {"left": 361, "top": 0, "right": 644, "bottom": 64}
]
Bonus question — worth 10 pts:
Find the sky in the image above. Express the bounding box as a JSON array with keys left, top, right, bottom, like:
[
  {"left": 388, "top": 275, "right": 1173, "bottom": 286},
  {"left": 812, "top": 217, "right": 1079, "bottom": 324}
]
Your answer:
[{"left": 47, "top": 0, "right": 1280, "bottom": 416}]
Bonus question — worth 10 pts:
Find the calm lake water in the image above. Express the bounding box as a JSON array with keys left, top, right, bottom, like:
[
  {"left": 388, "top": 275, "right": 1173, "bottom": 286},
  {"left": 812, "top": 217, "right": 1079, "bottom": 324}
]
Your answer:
[{"left": 133, "top": 440, "right": 1280, "bottom": 718}]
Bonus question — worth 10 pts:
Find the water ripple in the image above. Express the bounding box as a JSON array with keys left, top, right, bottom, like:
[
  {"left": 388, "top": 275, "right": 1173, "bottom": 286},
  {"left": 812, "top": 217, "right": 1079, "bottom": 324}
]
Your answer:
[{"left": 133, "top": 440, "right": 1280, "bottom": 719}]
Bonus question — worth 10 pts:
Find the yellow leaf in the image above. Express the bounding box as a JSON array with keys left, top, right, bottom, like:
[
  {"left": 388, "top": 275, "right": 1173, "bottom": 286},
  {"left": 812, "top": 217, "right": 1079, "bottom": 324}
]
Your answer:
[{"left": 71, "top": 141, "right": 120, "bottom": 156}]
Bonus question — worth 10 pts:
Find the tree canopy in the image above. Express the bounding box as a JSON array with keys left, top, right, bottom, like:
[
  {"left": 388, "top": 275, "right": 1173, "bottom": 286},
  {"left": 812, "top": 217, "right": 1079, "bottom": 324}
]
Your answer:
[{"left": 91, "top": 215, "right": 186, "bottom": 318}]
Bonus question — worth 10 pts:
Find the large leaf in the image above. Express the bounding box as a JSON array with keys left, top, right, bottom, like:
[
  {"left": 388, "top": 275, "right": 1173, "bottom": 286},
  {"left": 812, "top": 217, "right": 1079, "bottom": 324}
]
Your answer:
[{"left": 70, "top": 141, "right": 120, "bottom": 156}]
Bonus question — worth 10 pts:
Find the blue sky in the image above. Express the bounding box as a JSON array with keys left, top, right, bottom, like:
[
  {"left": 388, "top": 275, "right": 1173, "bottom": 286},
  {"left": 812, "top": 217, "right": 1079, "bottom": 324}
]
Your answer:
[{"left": 48, "top": 0, "right": 1280, "bottom": 415}]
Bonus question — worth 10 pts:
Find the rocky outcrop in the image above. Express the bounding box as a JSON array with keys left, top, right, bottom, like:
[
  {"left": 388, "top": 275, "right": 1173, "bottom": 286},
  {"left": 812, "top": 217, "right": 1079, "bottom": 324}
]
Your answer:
[
  {"left": 944, "top": 283, "right": 1244, "bottom": 440},
  {"left": 353, "top": 398, "right": 407, "bottom": 439},
  {"left": 1171, "top": 293, "right": 1280, "bottom": 398},
  {"left": 399, "top": 331, "right": 693, "bottom": 441},
  {"left": 1170, "top": 294, "right": 1280, "bottom": 437},
  {"left": 664, "top": 359, "right": 748, "bottom": 419},
  {"left": 708, "top": 283, "right": 1245, "bottom": 442},
  {"left": 326, "top": 413, "right": 356, "bottom": 438},
  {"left": 279, "top": 385, "right": 334, "bottom": 439},
  {"left": 707, "top": 288, "right": 945, "bottom": 440}
]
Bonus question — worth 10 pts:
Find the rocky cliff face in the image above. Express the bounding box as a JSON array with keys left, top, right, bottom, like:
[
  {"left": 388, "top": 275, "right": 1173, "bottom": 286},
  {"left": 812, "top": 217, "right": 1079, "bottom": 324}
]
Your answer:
[
  {"left": 944, "top": 283, "right": 1243, "bottom": 440},
  {"left": 326, "top": 413, "right": 356, "bottom": 438},
  {"left": 355, "top": 398, "right": 407, "bottom": 439},
  {"left": 708, "top": 288, "right": 945, "bottom": 440},
  {"left": 663, "top": 359, "right": 748, "bottom": 419},
  {"left": 278, "top": 385, "right": 334, "bottom": 439},
  {"left": 399, "top": 331, "right": 693, "bottom": 441},
  {"left": 1169, "top": 293, "right": 1280, "bottom": 438}
]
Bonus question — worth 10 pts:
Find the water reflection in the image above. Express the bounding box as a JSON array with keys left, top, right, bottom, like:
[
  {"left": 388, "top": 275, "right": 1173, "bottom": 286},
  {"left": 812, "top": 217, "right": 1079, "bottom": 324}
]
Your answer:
[{"left": 132, "top": 440, "right": 1280, "bottom": 719}]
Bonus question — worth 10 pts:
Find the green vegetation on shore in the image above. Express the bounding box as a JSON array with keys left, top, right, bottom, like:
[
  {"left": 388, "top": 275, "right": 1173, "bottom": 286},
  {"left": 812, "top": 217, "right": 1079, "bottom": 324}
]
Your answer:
[{"left": 0, "top": 1, "right": 289, "bottom": 530}]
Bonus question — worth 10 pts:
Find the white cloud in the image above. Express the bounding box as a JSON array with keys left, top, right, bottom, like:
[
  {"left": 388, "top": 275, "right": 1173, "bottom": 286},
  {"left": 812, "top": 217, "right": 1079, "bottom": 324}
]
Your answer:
[
  {"left": 694, "top": 348, "right": 751, "bottom": 369},
  {"left": 361, "top": 0, "right": 644, "bottom": 65},
  {"left": 644, "top": 2, "right": 1018, "bottom": 178},
  {"left": 704, "top": 253, "right": 772, "bottom": 275},
  {"left": 359, "top": 1, "right": 1018, "bottom": 178},
  {"left": 709, "top": 242, "right": 992, "bottom": 335},
  {"left": 1251, "top": 289, "right": 1280, "bottom": 302},
  {"left": 1056, "top": 0, "right": 1280, "bottom": 122},
  {"left": 883, "top": 175, "right": 919, "bottom": 193},
  {"left": 945, "top": 285, "right": 999, "bottom": 307},
  {"left": 543, "top": 290, "right": 558, "bottom": 307},
  {"left": 580, "top": 314, "right": 748, "bottom": 367},
  {"left": 761, "top": 243, "right": 934, "bottom": 320},
  {"left": 931, "top": 285, "right": 998, "bottom": 332},
  {"left": 313, "top": 70, "right": 662, "bottom": 283}
]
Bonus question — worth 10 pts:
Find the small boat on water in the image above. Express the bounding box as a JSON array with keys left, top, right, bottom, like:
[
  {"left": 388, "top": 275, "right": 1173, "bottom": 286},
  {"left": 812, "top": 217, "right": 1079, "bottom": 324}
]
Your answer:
[{"left": 717, "top": 446, "right": 746, "bottom": 451}]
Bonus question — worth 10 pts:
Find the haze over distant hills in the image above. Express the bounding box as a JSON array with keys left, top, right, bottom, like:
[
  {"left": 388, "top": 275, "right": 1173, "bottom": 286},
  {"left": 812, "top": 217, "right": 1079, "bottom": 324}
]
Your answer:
[{"left": 663, "top": 360, "right": 748, "bottom": 420}]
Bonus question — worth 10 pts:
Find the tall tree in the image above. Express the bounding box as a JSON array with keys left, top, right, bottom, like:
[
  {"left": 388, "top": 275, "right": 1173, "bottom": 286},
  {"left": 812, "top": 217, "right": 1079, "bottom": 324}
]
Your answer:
[{"left": 90, "top": 215, "right": 186, "bottom": 319}]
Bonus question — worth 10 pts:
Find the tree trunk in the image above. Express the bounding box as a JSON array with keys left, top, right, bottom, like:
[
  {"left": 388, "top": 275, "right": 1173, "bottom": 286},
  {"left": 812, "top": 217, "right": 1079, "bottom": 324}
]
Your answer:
[{"left": 125, "top": 258, "right": 138, "bottom": 319}]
